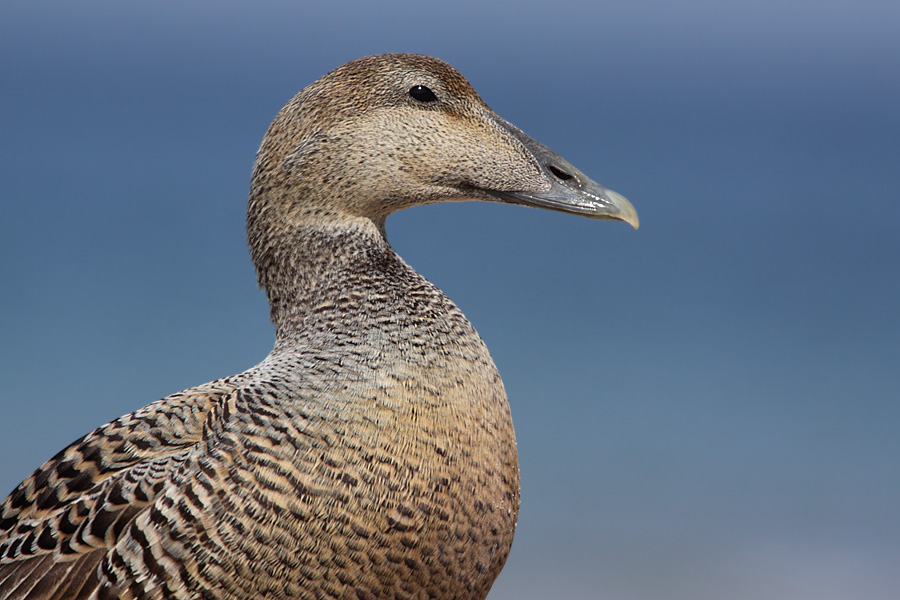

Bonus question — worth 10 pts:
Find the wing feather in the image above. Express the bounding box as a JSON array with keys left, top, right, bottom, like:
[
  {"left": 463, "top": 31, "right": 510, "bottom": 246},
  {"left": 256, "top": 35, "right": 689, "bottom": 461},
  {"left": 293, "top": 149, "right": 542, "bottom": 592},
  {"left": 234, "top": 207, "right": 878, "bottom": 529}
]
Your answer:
[{"left": 0, "top": 377, "right": 243, "bottom": 599}]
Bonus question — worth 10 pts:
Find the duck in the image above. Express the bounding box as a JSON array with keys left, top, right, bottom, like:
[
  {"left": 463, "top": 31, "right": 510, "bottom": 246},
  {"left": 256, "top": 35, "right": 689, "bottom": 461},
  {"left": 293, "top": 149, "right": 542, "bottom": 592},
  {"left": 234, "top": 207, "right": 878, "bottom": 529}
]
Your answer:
[{"left": 0, "top": 53, "right": 637, "bottom": 600}]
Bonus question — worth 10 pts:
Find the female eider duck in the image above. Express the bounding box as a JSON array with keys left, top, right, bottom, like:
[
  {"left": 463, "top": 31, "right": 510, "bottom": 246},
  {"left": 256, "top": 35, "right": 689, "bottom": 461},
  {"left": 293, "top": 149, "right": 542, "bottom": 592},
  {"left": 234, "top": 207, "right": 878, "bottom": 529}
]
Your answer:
[{"left": 0, "top": 54, "right": 637, "bottom": 600}]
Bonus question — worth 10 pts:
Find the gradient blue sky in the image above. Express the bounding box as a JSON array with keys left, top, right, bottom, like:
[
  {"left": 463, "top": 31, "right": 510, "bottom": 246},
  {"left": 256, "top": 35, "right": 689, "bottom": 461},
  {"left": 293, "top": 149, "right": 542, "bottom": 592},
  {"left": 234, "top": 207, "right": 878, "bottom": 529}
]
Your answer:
[{"left": 1, "top": 2, "right": 898, "bottom": 599}]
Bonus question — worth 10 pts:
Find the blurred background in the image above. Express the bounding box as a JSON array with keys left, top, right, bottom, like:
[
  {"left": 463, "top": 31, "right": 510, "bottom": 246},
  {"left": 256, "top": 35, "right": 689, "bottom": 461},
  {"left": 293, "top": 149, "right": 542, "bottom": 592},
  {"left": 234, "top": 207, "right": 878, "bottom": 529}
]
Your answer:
[{"left": 1, "top": 1, "right": 898, "bottom": 598}]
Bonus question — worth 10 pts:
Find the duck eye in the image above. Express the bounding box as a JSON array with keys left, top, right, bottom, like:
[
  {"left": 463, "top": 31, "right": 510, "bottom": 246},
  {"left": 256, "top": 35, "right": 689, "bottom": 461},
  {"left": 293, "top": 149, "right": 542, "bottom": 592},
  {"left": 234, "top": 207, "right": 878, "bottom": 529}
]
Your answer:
[{"left": 409, "top": 85, "right": 438, "bottom": 103}]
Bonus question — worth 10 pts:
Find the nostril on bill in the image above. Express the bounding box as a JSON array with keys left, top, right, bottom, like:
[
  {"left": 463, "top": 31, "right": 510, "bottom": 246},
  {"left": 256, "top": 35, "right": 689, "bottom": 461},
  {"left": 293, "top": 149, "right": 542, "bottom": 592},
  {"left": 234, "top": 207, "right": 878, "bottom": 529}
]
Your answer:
[{"left": 548, "top": 164, "right": 574, "bottom": 181}]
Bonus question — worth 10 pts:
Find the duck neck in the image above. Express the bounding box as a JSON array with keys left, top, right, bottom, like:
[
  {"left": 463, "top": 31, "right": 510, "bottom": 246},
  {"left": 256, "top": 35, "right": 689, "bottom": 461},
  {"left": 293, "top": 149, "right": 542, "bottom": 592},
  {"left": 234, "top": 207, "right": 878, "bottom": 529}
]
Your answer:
[{"left": 250, "top": 214, "right": 402, "bottom": 342}]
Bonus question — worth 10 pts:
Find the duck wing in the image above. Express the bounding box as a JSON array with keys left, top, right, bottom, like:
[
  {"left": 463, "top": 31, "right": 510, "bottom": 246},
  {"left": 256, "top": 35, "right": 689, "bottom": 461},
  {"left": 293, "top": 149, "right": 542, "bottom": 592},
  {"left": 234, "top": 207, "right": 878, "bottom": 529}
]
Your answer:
[{"left": 0, "top": 380, "right": 235, "bottom": 599}]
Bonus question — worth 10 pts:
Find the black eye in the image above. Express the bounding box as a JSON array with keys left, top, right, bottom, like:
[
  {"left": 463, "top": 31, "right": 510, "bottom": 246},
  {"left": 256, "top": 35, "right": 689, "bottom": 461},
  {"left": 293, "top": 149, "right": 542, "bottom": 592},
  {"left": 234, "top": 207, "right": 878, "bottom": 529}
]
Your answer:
[{"left": 409, "top": 85, "right": 438, "bottom": 103}]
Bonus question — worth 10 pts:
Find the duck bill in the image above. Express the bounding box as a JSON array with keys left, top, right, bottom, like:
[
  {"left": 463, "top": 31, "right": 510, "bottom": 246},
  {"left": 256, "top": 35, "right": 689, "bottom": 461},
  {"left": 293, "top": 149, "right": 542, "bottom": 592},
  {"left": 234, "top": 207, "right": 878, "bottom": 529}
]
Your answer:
[{"left": 486, "top": 120, "right": 639, "bottom": 229}]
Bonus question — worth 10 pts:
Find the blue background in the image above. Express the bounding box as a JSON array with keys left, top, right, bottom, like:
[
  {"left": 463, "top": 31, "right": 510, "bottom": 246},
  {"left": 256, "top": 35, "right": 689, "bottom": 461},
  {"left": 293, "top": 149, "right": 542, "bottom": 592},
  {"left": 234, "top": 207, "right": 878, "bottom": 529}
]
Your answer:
[{"left": 1, "top": 2, "right": 898, "bottom": 598}]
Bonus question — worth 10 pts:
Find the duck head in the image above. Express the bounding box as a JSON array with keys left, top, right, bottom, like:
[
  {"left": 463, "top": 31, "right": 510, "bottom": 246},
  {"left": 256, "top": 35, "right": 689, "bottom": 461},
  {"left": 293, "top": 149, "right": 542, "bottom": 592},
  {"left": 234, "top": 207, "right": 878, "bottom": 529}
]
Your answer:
[{"left": 249, "top": 53, "right": 637, "bottom": 230}]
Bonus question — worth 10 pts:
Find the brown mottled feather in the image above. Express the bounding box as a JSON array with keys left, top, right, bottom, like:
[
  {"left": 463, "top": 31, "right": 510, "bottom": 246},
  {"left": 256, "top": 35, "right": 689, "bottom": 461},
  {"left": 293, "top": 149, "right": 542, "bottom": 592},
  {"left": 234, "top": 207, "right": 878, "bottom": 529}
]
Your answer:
[
  {"left": 1, "top": 53, "right": 634, "bottom": 599},
  {"left": 0, "top": 382, "right": 235, "bottom": 598}
]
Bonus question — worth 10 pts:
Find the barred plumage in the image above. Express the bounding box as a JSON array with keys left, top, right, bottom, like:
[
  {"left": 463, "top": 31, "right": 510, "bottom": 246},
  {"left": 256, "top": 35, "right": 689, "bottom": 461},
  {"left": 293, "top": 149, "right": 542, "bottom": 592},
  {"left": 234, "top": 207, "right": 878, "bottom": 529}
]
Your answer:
[{"left": 0, "top": 54, "right": 637, "bottom": 600}]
